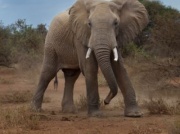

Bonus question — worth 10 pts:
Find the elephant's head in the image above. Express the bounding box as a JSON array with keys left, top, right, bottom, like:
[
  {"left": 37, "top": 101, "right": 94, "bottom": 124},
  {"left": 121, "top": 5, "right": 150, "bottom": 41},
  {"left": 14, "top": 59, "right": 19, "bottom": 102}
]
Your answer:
[{"left": 69, "top": 0, "right": 149, "bottom": 103}]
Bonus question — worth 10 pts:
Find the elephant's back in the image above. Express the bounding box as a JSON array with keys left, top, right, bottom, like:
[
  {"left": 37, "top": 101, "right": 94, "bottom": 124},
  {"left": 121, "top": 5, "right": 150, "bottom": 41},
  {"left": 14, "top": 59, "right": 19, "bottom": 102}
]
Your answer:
[
  {"left": 45, "top": 11, "right": 71, "bottom": 45},
  {"left": 49, "top": 11, "right": 69, "bottom": 30}
]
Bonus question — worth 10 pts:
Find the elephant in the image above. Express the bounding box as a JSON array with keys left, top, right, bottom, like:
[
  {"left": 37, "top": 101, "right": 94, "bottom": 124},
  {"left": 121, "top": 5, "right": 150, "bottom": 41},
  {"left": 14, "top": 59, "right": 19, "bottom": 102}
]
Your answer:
[{"left": 31, "top": 0, "right": 149, "bottom": 117}]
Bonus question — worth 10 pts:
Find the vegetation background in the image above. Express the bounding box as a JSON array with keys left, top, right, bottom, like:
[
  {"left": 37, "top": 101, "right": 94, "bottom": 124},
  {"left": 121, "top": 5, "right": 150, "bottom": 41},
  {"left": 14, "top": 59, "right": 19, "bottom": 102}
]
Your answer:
[
  {"left": 0, "top": 0, "right": 180, "bottom": 133},
  {"left": 0, "top": 0, "right": 179, "bottom": 73}
]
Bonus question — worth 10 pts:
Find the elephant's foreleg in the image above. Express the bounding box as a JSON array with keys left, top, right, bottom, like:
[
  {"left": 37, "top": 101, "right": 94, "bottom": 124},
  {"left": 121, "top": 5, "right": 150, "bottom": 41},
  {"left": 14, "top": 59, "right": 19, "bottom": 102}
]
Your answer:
[
  {"left": 85, "top": 74, "right": 100, "bottom": 116},
  {"left": 76, "top": 45, "right": 100, "bottom": 116},
  {"left": 84, "top": 58, "right": 101, "bottom": 116},
  {"left": 62, "top": 68, "right": 80, "bottom": 113},
  {"left": 112, "top": 54, "right": 142, "bottom": 117},
  {"left": 31, "top": 48, "right": 57, "bottom": 111}
]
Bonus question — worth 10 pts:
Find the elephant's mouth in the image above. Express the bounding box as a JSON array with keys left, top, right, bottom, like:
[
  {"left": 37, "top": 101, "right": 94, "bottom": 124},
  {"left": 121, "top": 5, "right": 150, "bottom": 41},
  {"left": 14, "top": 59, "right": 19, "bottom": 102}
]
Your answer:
[{"left": 85, "top": 47, "right": 118, "bottom": 61}]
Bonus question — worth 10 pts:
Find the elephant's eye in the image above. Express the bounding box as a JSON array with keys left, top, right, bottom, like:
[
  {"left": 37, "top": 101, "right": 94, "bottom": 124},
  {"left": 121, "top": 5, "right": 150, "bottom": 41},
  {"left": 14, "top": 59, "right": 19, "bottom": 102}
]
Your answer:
[
  {"left": 87, "top": 20, "right": 92, "bottom": 27},
  {"left": 113, "top": 19, "right": 119, "bottom": 27}
]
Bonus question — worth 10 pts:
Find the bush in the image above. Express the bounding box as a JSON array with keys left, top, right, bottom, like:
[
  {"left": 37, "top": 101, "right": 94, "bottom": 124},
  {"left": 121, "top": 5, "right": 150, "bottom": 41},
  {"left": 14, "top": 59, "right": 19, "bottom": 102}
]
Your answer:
[
  {"left": 0, "top": 19, "right": 47, "bottom": 69},
  {"left": 144, "top": 98, "right": 180, "bottom": 115},
  {"left": 0, "top": 23, "right": 12, "bottom": 67},
  {"left": 122, "top": 42, "right": 149, "bottom": 58},
  {"left": 141, "top": 0, "right": 180, "bottom": 59}
]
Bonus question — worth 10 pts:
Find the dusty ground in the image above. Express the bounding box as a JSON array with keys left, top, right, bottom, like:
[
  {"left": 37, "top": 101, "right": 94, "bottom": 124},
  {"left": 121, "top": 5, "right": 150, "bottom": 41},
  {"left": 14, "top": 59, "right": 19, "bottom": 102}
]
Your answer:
[{"left": 0, "top": 67, "right": 179, "bottom": 134}]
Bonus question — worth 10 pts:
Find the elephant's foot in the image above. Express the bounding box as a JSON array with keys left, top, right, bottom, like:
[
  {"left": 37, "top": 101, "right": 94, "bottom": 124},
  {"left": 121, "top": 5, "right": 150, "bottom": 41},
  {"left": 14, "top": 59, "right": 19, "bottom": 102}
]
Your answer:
[
  {"left": 124, "top": 105, "right": 143, "bottom": 117},
  {"left": 30, "top": 101, "right": 42, "bottom": 112},
  {"left": 88, "top": 110, "right": 103, "bottom": 117},
  {"left": 88, "top": 105, "right": 103, "bottom": 117},
  {"left": 62, "top": 104, "right": 77, "bottom": 114}
]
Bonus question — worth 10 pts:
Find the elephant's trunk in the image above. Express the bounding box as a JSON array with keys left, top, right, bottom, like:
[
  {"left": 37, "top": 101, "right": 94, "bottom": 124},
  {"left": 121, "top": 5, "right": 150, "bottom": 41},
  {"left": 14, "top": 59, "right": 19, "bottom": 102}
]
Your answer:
[{"left": 93, "top": 45, "right": 118, "bottom": 104}]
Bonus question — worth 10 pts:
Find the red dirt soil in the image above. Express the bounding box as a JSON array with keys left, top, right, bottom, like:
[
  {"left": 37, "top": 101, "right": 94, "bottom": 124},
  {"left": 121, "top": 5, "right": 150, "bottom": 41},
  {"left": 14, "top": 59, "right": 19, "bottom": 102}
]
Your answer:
[{"left": 0, "top": 67, "right": 179, "bottom": 134}]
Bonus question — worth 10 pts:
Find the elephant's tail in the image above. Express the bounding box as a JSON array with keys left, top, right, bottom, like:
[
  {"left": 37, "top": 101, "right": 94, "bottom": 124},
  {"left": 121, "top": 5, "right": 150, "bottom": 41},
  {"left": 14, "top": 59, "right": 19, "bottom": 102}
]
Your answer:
[{"left": 54, "top": 74, "right": 58, "bottom": 90}]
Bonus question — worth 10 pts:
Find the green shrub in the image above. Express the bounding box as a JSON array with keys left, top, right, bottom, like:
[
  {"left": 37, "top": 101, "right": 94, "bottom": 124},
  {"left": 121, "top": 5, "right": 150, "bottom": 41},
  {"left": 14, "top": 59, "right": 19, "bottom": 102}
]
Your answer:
[{"left": 122, "top": 42, "right": 149, "bottom": 58}]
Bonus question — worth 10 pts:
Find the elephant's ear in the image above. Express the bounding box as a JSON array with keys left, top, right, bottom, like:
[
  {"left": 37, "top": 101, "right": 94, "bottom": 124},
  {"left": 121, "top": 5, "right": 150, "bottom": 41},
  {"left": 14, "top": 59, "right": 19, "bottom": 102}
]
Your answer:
[
  {"left": 69, "top": 0, "right": 93, "bottom": 45},
  {"left": 112, "top": 0, "right": 149, "bottom": 46}
]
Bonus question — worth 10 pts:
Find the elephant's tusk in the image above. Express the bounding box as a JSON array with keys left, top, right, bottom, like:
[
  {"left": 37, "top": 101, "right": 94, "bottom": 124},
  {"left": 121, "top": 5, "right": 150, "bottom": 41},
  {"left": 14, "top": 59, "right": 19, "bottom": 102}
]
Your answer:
[
  {"left": 86, "top": 48, "right": 92, "bottom": 59},
  {"left": 113, "top": 47, "right": 118, "bottom": 61}
]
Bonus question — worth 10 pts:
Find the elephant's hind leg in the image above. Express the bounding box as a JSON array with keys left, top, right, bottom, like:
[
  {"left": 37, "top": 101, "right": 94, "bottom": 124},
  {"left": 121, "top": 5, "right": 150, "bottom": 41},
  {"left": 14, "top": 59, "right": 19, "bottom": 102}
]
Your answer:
[
  {"left": 31, "top": 47, "right": 57, "bottom": 112},
  {"left": 62, "top": 68, "right": 80, "bottom": 113}
]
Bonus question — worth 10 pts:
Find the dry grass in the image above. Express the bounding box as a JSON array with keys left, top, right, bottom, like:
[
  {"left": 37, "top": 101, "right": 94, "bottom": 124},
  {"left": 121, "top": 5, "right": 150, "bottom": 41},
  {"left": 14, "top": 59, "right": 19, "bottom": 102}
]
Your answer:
[
  {"left": 0, "top": 77, "right": 14, "bottom": 84},
  {"left": 150, "top": 83, "right": 180, "bottom": 98},
  {"left": 75, "top": 94, "right": 87, "bottom": 111},
  {"left": 143, "top": 98, "right": 180, "bottom": 115},
  {"left": 0, "top": 90, "right": 51, "bottom": 104},
  {"left": 75, "top": 94, "right": 104, "bottom": 111},
  {"left": 144, "top": 98, "right": 171, "bottom": 115},
  {"left": 169, "top": 120, "right": 180, "bottom": 134},
  {"left": 129, "top": 125, "right": 162, "bottom": 134},
  {"left": 0, "top": 90, "right": 33, "bottom": 104},
  {"left": 0, "top": 106, "right": 40, "bottom": 130}
]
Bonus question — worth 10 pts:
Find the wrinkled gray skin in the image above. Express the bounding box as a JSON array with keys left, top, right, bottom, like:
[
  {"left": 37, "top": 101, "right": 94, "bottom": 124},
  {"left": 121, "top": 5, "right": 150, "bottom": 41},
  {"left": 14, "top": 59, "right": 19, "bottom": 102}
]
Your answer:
[{"left": 31, "top": 0, "right": 148, "bottom": 117}]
